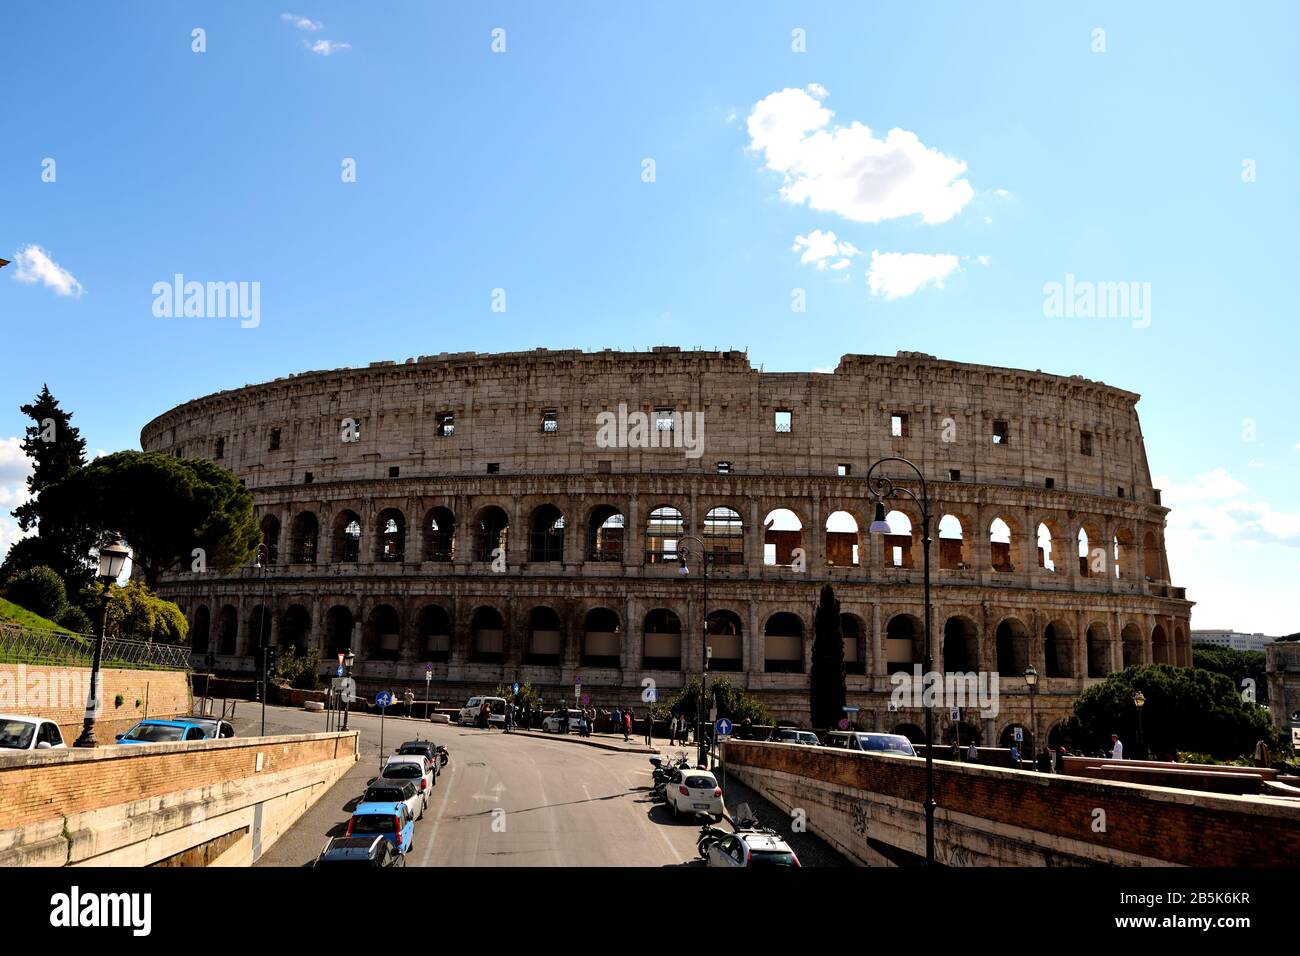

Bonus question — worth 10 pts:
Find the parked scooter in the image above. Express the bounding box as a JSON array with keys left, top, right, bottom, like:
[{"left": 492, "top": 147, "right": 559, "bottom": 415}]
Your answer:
[{"left": 435, "top": 744, "right": 450, "bottom": 768}]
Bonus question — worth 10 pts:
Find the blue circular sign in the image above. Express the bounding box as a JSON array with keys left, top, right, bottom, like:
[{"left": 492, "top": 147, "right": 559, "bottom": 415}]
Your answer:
[
  {"left": 375, "top": 691, "right": 392, "bottom": 708},
  {"left": 715, "top": 717, "right": 733, "bottom": 737},
  {"left": 336, "top": 665, "right": 344, "bottom": 677}
]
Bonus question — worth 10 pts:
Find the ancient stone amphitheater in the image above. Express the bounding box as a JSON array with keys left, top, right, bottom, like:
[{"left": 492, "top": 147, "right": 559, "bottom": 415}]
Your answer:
[{"left": 142, "top": 347, "right": 1192, "bottom": 746}]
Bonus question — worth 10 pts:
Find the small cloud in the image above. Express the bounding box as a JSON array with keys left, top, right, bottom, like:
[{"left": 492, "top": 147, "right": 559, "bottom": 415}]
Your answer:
[
  {"left": 866, "top": 250, "right": 960, "bottom": 299},
  {"left": 305, "top": 39, "right": 351, "bottom": 55},
  {"left": 974, "top": 255, "right": 991, "bottom": 266},
  {"left": 11, "top": 244, "right": 83, "bottom": 298},
  {"left": 792, "top": 229, "right": 861, "bottom": 271},
  {"left": 992, "top": 188, "right": 1011, "bottom": 198},
  {"left": 281, "top": 12, "right": 323, "bottom": 30},
  {"left": 1248, "top": 460, "right": 1265, "bottom": 469}
]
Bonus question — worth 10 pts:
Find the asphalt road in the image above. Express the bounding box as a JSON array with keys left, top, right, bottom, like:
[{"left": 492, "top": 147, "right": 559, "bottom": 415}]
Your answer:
[{"left": 241, "top": 705, "right": 715, "bottom": 867}]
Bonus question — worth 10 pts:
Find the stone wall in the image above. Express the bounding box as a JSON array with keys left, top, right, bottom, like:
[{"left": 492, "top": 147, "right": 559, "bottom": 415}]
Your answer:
[{"left": 0, "top": 664, "right": 192, "bottom": 744}]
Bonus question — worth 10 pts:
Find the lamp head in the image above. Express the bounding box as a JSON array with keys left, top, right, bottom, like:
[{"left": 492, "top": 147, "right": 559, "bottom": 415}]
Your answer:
[
  {"left": 1133, "top": 691, "right": 1145, "bottom": 709},
  {"left": 97, "top": 539, "right": 132, "bottom": 582},
  {"left": 868, "top": 502, "right": 892, "bottom": 536},
  {"left": 1024, "top": 665, "right": 1038, "bottom": 687}
]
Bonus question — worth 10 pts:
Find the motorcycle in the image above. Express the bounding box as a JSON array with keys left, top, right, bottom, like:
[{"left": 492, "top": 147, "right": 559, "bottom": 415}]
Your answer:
[
  {"left": 697, "top": 821, "right": 731, "bottom": 859},
  {"left": 435, "top": 745, "right": 450, "bottom": 769},
  {"left": 649, "top": 751, "right": 691, "bottom": 799}
]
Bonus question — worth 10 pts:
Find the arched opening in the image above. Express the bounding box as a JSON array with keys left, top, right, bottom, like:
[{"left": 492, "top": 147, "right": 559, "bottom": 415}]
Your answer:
[
  {"left": 999, "top": 724, "right": 1033, "bottom": 755},
  {"left": 706, "top": 609, "right": 744, "bottom": 672},
  {"left": 1044, "top": 620, "right": 1074, "bottom": 678},
  {"left": 1175, "top": 625, "right": 1187, "bottom": 667},
  {"left": 763, "top": 509, "right": 803, "bottom": 567},
  {"left": 893, "top": 723, "right": 925, "bottom": 745},
  {"left": 333, "top": 510, "right": 362, "bottom": 563},
  {"left": 703, "top": 507, "right": 744, "bottom": 566},
  {"left": 363, "top": 604, "right": 400, "bottom": 661},
  {"left": 290, "top": 512, "right": 318, "bottom": 564},
  {"left": 526, "top": 606, "right": 563, "bottom": 665},
  {"left": 217, "top": 605, "right": 240, "bottom": 656},
  {"left": 1078, "top": 524, "right": 1104, "bottom": 577},
  {"left": 989, "top": 517, "right": 1015, "bottom": 572},
  {"left": 245, "top": 604, "right": 271, "bottom": 655},
  {"left": 259, "top": 515, "right": 280, "bottom": 565},
  {"left": 376, "top": 509, "right": 406, "bottom": 562},
  {"left": 938, "top": 514, "right": 966, "bottom": 570},
  {"left": 995, "top": 617, "right": 1030, "bottom": 676},
  {"left": 192, "top": 605, "right": 211, "bottom": 655},
  {"left": 528, "top": 505, "right": 565, "bottom": 562},
  {"left": 763, "top": 612, "right": 804, "bottom": 672},
  {"left": 841, "top": 613, "right": 865, "bottom": 674},
  {"left": 1152, "top": 623, "right": 1171, "bottom": 664},
  {"left": 1086, "top": 622, "right": 1110, "bottom": 677},
  {"left": 1121, "top": 623, "right": 1144, "bottom": 667},
  {"left": 1036, "top": 522, "right": 1056, "bottom": 572},
  {"left": 881, "top": 510, "right": 914, "bottom": 569},
  {"left": 279, "top": 604, "right": 311, "bottom": 653},
  {"left": 475, "top": 506, "right": 510, "bottom": 563},
  {"left": 885, "top": 613, "right": 923, "bottom": 672},
  {"left": 642, "top": 608, "right": 682, "bottom": 669},
  {"left": 424, "top": 507, "right": 455, "bottom": 562},
  {"left": 470, "top": 606, "right": 505, "bottom": 663},
  {"left": 825, "top": 511, "right": 859, "bottom": 567},
  {"left": 1143, "top": 530, "right": 1162, "bottom": 580},
  {"left": 581, "top": 607, "right": 621, "bottom": 667},
  {"left": 418, "top": 605, "right": 451, "bottom": 661},
  {"left": 943, "top": 616, "right": 980, "bottom": 672},
  {"left": 325, "top": 606, "right": 354, "bottom": 658},
  {"left": 586, "top": 506, "right": 625, "bottom": 562},
  {"left": 1113, "top": 527, "right": 1136, "bottom": 580},
  {"left": 942, "top": 721, "right": 983, "bottom": 746},
  {"left": 645, "top": 506, "right": 684, "bottom": 565}
]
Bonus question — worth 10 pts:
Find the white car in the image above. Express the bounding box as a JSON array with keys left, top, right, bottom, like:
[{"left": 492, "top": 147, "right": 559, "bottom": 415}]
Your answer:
[
  {"left": 458, "top": 696, "right": 506, "bottom": 728},
  {"left": 540, "top": 712, "right": 589, "bottom": 734},
  {"left": 379, "top": 755, "right": 435, "bottom": 799},
  {"left": 706, "top": 830, "right": 801, "bottom": 867},
  {"left": 769, "top": 728, "right": 821, "bottom": 746},
  {"left": 0, "top": 714, "right": 66, "bottom": 752},
  {"left": 663, "top": 768, "right": 723, "bottom": 820}
]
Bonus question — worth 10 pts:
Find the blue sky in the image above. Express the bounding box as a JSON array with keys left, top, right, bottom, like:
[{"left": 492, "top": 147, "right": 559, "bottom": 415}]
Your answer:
[{"left": 1, "top": 1, "right": 1296, "bottom": 633}]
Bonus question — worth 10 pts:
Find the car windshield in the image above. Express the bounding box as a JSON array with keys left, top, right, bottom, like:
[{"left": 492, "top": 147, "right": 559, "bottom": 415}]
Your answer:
[
  {"left": 351, "top": 814, "right": 395, "bottom": 834},
  {"left": 684, "top": 776, "right": 715, "bottom": 789},
  {"left": 384, "top": 763, "right": 421, "bottom": 778},
  {"left": 366, "top": 788, "right": 403, "bottom": 803},
  {"left": 398, "top": 745, "right": 430, "bottom": 755},
  {"left": 123, "top": 724, "right": 185, "bottom": 742},
  {"left": 0, "top": 720, "right": 36, "bottom": 749},
  {"left": 861, "top": 735, "right": 913, "bottom": 753},
  {"left": 748, "top": 850, "right": 798, "bottom": 867}
]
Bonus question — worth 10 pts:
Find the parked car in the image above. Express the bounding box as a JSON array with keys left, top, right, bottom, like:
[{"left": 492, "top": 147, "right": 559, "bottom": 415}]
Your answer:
[
  {"left": 0, "top": 714, "right": 66, "bottom": 751},
  {"left": 378, "top": 754, "right": 435, "bottom": 795},
  {"left": 769, "top": 728, "right": 821, "bottom": 746},
  {"left": 663, "top": 768, "right": 724, "bottom": 820},
  {"left": 540, "top": 711, "right": 589, "bottom": 734},
  {"left": 185, "top": 716, "right": 236, "bottom": 739},
  {"left": 705, "top": 830, "right": 801, "bottom": 867},
  {"left": 822, "top": 731, "right": 918, "bottom": 756},
  {"left": 394, "top": 740, "right": 441, "bottom": 780},
  {"left": 362, "top": 779, "right": 424, "bottom": 821},
  {"left": 314, "top": 834, "right": 405, "bottom": 867},
  {"left": 345, "top": 800, "right": 415, "bottom": 855},
  {"left": 458, "top": 696, "right": 506, "bottom": 728},
  {"left": 115, "top": 719, "right": 209, "bottom": 745}
]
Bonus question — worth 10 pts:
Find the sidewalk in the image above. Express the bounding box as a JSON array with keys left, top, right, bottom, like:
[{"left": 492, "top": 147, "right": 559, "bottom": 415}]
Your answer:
[{"left": 505, "top": 726, "right": 662, "bottom": 754}]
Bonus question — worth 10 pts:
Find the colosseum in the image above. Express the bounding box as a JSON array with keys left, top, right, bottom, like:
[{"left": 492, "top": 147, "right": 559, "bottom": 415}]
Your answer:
[{"left": 141, "top": 347, "right": 1192, "bottom": 750}]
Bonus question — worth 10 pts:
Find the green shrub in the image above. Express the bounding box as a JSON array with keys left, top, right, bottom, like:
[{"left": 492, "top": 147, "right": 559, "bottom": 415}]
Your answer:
[
  {"left": 4, "top": 565, "right": 68, "bottom": 621},
  {"left": 56, "top": 605, "right": 93, "bottom": 634}
]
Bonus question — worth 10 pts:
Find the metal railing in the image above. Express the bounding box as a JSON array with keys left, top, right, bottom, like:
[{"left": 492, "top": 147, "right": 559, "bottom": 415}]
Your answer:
[{"left": 0, "top": 622, "right": 192, "bottom": 670}]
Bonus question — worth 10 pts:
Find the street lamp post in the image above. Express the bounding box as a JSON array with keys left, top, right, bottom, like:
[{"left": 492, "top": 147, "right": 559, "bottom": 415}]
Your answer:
[
  {"left": 75, "top": 540, "right": 132, "bottom": 748},
  {"left": 1133, "top": 690, "right": 1146, "bottom": 760},
  {"left": 252, "top": 544, "right": 270, "bottom": 736},
  {"left": 341, "top": 649, "right": 356, "bottom": 731},
  {"left": 866, "top": 457, "right": 935, "bottom": 866},
  {"left": 1024, "top": 665, "right": 1039, "bottom": 768},
  {"left": 676, "top": 533, "right": 710, "bottom": 768}
]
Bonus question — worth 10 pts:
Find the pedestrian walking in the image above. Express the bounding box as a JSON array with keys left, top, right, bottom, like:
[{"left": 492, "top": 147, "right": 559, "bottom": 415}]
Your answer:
[
  {"left": 403, "top": 687, "right": 415, "bottom": 717},
  {"left": 504, "top": 701, "right": 514, "bottom": 733},
  {"left": 612, "top": 706, "right": 622, "bottom": 736},
  {"left": 1254, "top": 739, "right": 1271, "bottom": 768},
  {"left": 644, "top": 712, "right": 653, "bottom": 746},
  {"left": 1109, "top": 734, "right": 1124, "bottom": 760},
  {"left": 623, "top": 708, "right": 632, "bottom": 741},
  {"left": 966, "top": 741, "right": 978, "bottom": 762}
]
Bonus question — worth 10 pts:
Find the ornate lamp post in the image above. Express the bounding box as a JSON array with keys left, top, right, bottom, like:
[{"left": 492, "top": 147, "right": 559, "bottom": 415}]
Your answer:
[
  {"left": 341, "top": 648, "right": 356, "bottom": 731},
  {"left": 75, "top": 540, "right": 132, "bottom": 748},
  {"left": 1024, "top": 665, "right": 1039, "bottom": 766},
  {"left": 866, "top": 457, "right": 935, "bottom": 866},
  {"left": 676, "top": 533, "right": 710, "bottom": 768},
  {"left": 1133, "top": 690, "right": 1146, "bottom": 759}
]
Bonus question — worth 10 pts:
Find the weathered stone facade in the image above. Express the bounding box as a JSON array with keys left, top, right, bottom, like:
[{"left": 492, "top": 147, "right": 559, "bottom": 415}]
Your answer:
[{"left": 141, "top": 347, "right": 1192, "bottom": 746}]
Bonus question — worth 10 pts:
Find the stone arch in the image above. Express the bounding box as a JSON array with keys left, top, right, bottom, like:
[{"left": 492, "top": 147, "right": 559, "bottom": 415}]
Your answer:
[
  {"left": 1043, "top": 619, "right": 1075, "bottom": 678},
  {"left": 469, "top": 605, "right": 505, "bottom": 662},
  {"left": 1078, "top": 520, "right": 1105, "bottom": 577},
  {"left": 763, "top": 611, "right": 804, "bottom": 673},
  {"left": 375, "top": 508, "right": 407, "bottom": 562},
  {"left": 943, "top": 615, "right": 980, "bottom": 672},
  {"left": 642, "top": 608, "right": 682, "bottom": 669},
  {"left": 418, "top": 604, "right": 451, "bottom": 661},
  {"left": 999, "top": 723, "right": 1033, "bottom": 756},
  {"left": 290, "top": 511, "right": 318, "bottom": 564},
  {"left": 325, "top": 605, "right": 354, "bottom": 658},
  {"left": 942, "top": 720, "right": 983, "bottom": 746},
  {"left": 988, "top": 515, "right": 1018, "bottom": 573},
  {"left": 706, "top": 608, "right": 744, "bottom": 672},
  {"left": 279, "top": 603, "right": 311, "bottom": 653},
  {"left": 1152, "top": 622, "right": 1172, "bottom": 664},
  {"left": 363, "top": 603, "right": 401, "bottom": 661},
  {"left": 825, "top": 510, "right": 860, "bottom": 567},
  {"left": 581, "top": 606, "right": 621, "bottom": 667},
  {"left": 703, "top": 506, "right": 745, "bottom": 566},
  {"left": 763, "top": 508, "right": 804, "bottom": 567},
  {"left": 892, "top": 723, "right": 925, "bottom": 745},
  {"left": 1121, "top": 622, "right": 1144, "bottom": 667},
  {"left": 528, "top": 504, "right": 565, "bottom": 562},
  {"left": 881, "top": 509, "right": 915, "bottom": 569},
  {"left": 332, "top": 509, "right": 362, "bottom": 563},
  {"left": 259, "top": 515, "right": 280, "bottom": 565},
  {"left": 1143, "top": 529, "right": 1163, "bottom": 580},
  {"left": 1035, "top": 520, "right": 1059, "bottom": 572},
  {"left": 245, "top": 604, "right": 271, "bottom": 655},
  {"left": 475, "top": 506, "right": 510, "bottom": 563},
  {"left": 1085, "top": 621, "right": 1110, "bottom": 677},
  {"left": 586, "top": 504, "right": 625, "bottom": 562},
  {"left": 525, "top": 605, "right": 563, "bottom": 664},
  {"left": 995, "top": 617, "right": 1030, "bottom": 676},
  {"left": 192, "top": 605, "right": 211, "bottom": 655},
  {"left": 885, "top": 612, "right": 924, "bottom": 671},
  {"left": 938, "top": 513, "right": 968, "bottom": 570},
  {"left": 423, "top": 506, "right": 456, "bottom": 562},
  {"left": 840, "top": 612, "right": 866, "bottom": 674},
  {"left": 217, "top": 604, "right": 239, "bottom": 656},
  {"left": 644, "top": 506, "right": 684, "bottom": 565},
  {"left": 1113, "top": 526, "right": 1136, "bottom": 580}
]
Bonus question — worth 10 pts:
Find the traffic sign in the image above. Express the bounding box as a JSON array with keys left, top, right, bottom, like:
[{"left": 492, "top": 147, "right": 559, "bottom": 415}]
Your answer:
[
  {"left": 512, "top": 682, "right": 520, "bottom": 696},
  {"left": 645, "top": 686, "right": 658, "bottom": 703},
  {"left": 950, "top": 707, "right": 960, "bottom": 721},
  {"left": 425, "top": 663, "right": 433, "bottom": 674},
  {"left": 336, "top": 665, "right": 344, "bottom": 677},
  {"left": 837, "top": 718, "right": 849, "bottom": 730},
  {"left": 1013, "top": 727, "right": 1023, "bottom": 742},
  {"left": 715, "top": 718, "right": 733, "bottom": 737},
  {"left": 376, "top": 691, "right": 393, "bottom": 708}
]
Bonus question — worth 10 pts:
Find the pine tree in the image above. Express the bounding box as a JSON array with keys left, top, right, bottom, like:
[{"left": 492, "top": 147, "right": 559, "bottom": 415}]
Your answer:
[
  {"left": 810, "top": 583, "right": 847, "bottom": 729},
  {"left": 13, "top": 384, "right": 87, "bottom": 530}
]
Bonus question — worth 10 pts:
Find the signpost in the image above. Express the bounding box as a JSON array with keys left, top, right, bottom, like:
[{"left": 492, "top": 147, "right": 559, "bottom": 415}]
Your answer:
[
  {"left": 1013, "top": 725, "right": 1024, "bottom": 769},
  {"left": 951, "top": 706, "right": 961, "bottom": 760},
  {"left": 376, "top": 691, "right": 392, "bottom": 770},
  {"left": 425, "top": 663, "right": 433, "bottom": 719},
  {"left": 715, "top": 718, "right": 732, "bottom": 797}
]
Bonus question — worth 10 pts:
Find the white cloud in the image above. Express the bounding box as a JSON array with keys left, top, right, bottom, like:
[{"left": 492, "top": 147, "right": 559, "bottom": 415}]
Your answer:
[
  {"left": 1248, "top": 460, "right": 1265, "bottom": 469},
  {"left": 281, "top": 13, "right": 323, "bottom": 30},
  {"left": 1156, "top": 467, "right": 1250, "bottom": 504},
  {"left": 747, "top": 85, "right": 974, "bottom": 224},
  {"left": 791, "top": 229, "right": 860, "bottom": 271},
  {"left": 0, "top": 437, "right": 32, "bottom": 563},
  {"left": 11, "top": 245, "right": 83, "bottom": 298},
  {"left": 866, "top": 250, "right": 960, "bottom": 299},
  {"left": 993, "top": 188, "right": 1011, "bottom": 198},
  {"left": 306, "top": 39, "right": 350, "bottom": 55}
]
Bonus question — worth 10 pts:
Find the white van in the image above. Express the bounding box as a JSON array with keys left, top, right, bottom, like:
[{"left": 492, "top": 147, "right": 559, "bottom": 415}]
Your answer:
[{"left": 458, "top": 696, "right": 507, "bottom": 728}]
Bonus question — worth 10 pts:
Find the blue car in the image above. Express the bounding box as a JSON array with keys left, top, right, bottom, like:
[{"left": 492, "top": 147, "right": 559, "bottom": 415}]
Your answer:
[
  {"left": 347, "top": 800, "right": 415, "bottom": 856},
  {"left": 115, "top": 719, "right": 210, "bottom": 745}
]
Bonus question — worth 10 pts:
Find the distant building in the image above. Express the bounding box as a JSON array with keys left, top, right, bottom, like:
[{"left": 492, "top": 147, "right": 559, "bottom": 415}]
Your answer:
[{"left": 1192, "top": 630, "right": 1278, "bottom": 653}]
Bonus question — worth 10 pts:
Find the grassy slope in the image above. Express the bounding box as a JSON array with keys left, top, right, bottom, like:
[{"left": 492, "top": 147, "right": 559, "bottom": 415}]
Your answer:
[{"left": 0, "top": 596, "right": 65, "bottom": 630}]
